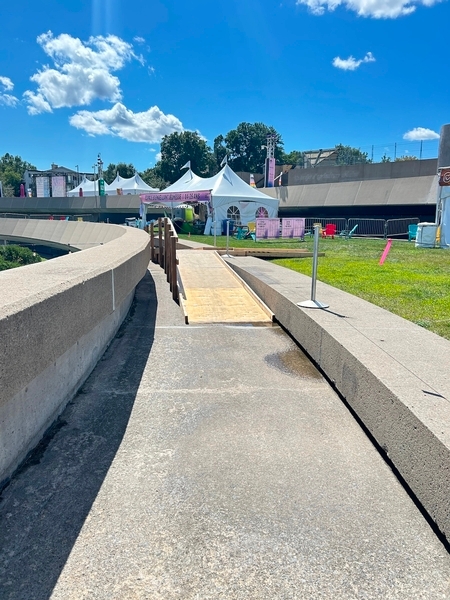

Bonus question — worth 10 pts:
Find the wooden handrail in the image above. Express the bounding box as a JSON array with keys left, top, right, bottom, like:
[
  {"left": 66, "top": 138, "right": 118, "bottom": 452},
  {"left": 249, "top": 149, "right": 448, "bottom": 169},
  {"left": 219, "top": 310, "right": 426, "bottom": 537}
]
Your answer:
[{"left": 149, "top": 217, "right": 179, "bottom": 303}]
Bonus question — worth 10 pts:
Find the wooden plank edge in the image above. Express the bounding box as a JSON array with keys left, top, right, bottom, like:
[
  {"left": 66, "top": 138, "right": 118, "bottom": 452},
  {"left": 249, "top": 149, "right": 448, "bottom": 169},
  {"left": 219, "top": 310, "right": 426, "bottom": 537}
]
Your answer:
[{"left": 214, "top": 252, "right": 275, "bottom": 322}]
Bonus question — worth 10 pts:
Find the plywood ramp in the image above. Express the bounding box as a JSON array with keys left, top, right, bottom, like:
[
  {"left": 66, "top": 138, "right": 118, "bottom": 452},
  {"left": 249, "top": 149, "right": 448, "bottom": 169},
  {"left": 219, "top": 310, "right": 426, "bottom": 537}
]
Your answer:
[{"left": 177, "top": 250, "right": 273, "bottom": 324}]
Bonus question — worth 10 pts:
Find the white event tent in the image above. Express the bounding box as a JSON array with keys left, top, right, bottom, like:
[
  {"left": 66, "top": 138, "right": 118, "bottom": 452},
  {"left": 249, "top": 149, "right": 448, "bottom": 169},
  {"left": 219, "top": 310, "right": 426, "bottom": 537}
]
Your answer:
[
  {"left": 106, "top": 172, "right": 159, "bottom": 195},
  {"left": 67, "top": 176, "right": 98, "bottom": 197},
  {"left": 140, "top": 164, "right": 279, "bottom": 231}
]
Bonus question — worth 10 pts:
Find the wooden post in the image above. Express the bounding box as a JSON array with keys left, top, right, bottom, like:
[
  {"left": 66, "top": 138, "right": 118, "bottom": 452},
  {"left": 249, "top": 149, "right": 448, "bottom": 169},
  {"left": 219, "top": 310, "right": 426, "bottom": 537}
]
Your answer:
[
  {"left": 150, "top": 222, "right": 155, "bottom": 262},
  {"left": 158, "top": 218, "right": 163, "bottom": 268},
  {"left": 171, "top": 233, "right": 178, "bottom": 302},
  {"left": 164, "top": 219, "right": 169, "bottom": 279}
]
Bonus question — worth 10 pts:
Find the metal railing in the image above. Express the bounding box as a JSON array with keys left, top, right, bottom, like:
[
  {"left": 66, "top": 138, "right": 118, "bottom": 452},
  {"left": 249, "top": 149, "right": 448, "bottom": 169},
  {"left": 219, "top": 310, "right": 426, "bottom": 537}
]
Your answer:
[
  {"left": 304, "top": 217, "right": 421, "bottom": 238},
  {"left": 0, "top": 213, "right": 97, "bottom": 222}
]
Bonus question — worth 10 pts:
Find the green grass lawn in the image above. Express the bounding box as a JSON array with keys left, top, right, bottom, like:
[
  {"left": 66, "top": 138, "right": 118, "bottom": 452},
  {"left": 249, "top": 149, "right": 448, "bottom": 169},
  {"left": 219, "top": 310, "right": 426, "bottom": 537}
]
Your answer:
[{"left": 178, "top": 234, "right": 450, "bottom": 340}]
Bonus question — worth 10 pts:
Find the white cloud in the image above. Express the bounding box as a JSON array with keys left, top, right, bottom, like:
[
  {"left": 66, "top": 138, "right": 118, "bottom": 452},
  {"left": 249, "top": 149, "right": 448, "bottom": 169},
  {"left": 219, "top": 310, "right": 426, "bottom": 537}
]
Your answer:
[
  {"left": 0, "top": 76, "right": 19, "bottom": 107},
  {"left": 24, "top": 31, "right": 141, "bottom": 114},
  {"left": 0, "top": 76, "right": 14, "bottom": 91},
  {"left": 297, "top": 0, "right": 441, "bottom": 18},
  {"left": 133, "top": 36, "right": 146, "bottom": 44},
  {"left": 403, "top": 127, "right": 440, "bottom": 141},
  {"left": 69, "top": 102, "right": 184, "bottom": 142},
  {"left": 0, "top": 94, "right": 19, "bottom": 107},
  {"left": 332, "top": 52, "right": 375, "bottom": 70}
]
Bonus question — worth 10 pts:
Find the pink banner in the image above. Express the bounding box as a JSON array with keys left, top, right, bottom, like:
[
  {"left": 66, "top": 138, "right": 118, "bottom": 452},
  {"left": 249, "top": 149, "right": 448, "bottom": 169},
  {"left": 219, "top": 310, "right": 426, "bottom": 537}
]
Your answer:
[
  {"left": 256, "top": 218, "right": 280, "bottom": 239},
  {"left": 281, "top": 218, "right": 305, "bottom": 238},
  {"left": 140, "top": 190, "right": 211, "bottom": 204},
  {"left": 265, "top": 157, "right": 275, "bottom": 188},
  {"left": 51, "top": 176, "right": 66, "bottom": 197}
]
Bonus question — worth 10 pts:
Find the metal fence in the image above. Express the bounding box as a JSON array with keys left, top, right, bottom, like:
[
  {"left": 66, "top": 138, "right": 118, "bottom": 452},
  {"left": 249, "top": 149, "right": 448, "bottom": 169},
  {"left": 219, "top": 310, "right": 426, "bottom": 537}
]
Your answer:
[
  {"left": 305, "top": 217, "right": 420, "bottom": 239},
  {"left": 0, "top": 213, "right": 97, "bottom": 222}
]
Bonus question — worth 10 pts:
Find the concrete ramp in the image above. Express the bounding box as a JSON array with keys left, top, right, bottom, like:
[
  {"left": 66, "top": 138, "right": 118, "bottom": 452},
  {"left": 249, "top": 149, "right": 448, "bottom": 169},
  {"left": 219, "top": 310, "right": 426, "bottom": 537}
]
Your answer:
[{"left": 177, "top": 250, "right": 273, "bottom": 324}]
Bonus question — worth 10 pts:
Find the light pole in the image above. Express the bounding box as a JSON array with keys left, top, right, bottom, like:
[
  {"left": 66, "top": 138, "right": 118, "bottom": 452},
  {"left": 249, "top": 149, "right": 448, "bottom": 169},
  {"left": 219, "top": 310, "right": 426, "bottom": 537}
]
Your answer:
[
  {"left": 92, "top": 163, "right": 97, "bottom": 211},
  {"left": 97, "top": 153, "right": 103, "bottom": 192},
  {"left": 75, "top": 165, "right": 79, "bottom": 186}
]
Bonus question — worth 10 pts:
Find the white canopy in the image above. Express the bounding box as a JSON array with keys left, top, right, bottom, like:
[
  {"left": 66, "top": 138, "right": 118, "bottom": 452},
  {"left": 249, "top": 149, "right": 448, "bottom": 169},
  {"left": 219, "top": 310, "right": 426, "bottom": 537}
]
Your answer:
[
  {"left": 158, "top": 168, "right": 204, "bottom": 193},
  {"left": 437, "top": 183, "right": 450, "bottom": 248},
  {"left": 106, "top": 172, "right": 159, "bottom": 195},
  {"left": 140, "top": 164, "right": 279, "bottom": 227},
  {"left": 67, "top": 176, "right": 98, "bottom": 197}
]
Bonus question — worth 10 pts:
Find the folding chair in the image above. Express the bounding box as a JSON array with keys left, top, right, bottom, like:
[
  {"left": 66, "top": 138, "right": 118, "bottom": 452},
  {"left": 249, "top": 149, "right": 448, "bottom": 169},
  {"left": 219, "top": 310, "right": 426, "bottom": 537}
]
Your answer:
[
  {"left": 408, "top": 224, "right": 418, "bottom": 241},
  {"left": 322, "top": 224, "right": 336, "bottom": 238},
  {"left": 339, "top": 224, "right": 358, "bottom": 239}
]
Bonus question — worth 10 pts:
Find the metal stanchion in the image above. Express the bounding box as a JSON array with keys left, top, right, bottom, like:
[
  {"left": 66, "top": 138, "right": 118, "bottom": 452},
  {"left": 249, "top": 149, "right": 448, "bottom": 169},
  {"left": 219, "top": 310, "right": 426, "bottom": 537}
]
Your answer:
[
  {"left": 224, "top": 219, "right": 231, "bottom": 258},
  {"left": 297, "top": 224, "right": 329, "bottom": 309}
]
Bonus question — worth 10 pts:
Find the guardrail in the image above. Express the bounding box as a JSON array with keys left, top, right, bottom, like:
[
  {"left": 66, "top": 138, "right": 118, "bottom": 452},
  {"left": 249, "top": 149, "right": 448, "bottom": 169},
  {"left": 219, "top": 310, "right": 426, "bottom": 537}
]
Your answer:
[{"left": 150, "top": 217, "right": 179, "bottom": 303}]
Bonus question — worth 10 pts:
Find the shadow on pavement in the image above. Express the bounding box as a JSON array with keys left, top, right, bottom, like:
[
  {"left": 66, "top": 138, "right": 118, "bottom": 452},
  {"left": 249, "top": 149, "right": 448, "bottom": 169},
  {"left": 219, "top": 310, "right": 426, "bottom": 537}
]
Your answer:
[{"left": 0, "top": 271, "right": 157, "bottom": 600}]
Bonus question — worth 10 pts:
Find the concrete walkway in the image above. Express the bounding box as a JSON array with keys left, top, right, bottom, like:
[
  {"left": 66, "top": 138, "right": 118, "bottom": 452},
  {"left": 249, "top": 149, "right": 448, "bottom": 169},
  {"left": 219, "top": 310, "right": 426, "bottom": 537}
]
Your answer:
[{"left": 1, "top": 262, "right": 450, "bottom": 599}]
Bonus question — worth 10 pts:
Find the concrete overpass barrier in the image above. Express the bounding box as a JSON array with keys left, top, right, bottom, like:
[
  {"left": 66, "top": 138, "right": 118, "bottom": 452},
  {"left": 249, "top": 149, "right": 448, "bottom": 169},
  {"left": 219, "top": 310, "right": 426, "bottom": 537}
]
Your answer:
[{"left": 0, "top": 221, "right": 151, "bottom": 486}]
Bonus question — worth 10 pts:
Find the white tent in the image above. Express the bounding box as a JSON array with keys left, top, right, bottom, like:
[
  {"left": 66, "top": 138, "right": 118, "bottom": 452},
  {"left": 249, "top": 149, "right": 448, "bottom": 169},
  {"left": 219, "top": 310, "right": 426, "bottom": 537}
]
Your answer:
[
  {"left": 67, "top": 176, "right": 98, "bottom": 197},
  {"left": 206, "top": 164, "right": 279, "bottom": 225},
  {"left": 106, "top": 172, "right": 159, "bottom": 195},
  {"left": 140, "top": 165, "right": 279, "bottom": 230},
  {"left": 437, "top": 181, "right": 450, "bottom": 248}
]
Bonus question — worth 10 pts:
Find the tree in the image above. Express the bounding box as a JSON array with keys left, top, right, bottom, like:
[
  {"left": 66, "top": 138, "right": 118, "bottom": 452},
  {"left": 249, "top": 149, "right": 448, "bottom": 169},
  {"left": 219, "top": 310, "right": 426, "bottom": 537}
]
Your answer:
[
  {"left": 280, "top": 150, "right": 304, "bottom": 167},
  {"left": 140, "top": 167, "right": 169, "bottom": 191},
  {"left": 103, "top": 162, "right": 136, "bottom": 184},
  {"left": 158, "top": 131, "right": 216, "bottom": 184},
  {"left": 335, "top": 144, "right": 371, "bottom": 165},
  {"left": 395, "top": 155, "right": 418, "bottom": 161},
  {"left": 0, "top": 245, "right": 42, "bottom": 271},
  {"left": 381, "top": 154, "right": 391, "bottom": 163},
  {"left": 0, "top": 153, "right": 36, "bottom": 196},
  {"left": 217, "top": 122, "right": 284, "bottom": 173},
  {"left": 213, "top": 134, "right": 227, "bottom": 168}
]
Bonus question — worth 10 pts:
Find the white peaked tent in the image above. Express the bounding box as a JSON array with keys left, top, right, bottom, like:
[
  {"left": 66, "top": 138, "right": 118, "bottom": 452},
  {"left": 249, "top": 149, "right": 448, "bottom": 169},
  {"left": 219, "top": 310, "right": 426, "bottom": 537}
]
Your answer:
[
  {"left": 106, "top": 172, "right": 159, "bottom": 194},
  {"left": 67, "top": 176, "right": 98, "bottom": 197},
  {"left": 206, "top": 164, "right": 279, "bottom": 224},
  {"left": 140, "top": 164, "right": 279, "bottom": 228},
  {"left": 153, "top": 167, "right": 204, "bottom": 194}
]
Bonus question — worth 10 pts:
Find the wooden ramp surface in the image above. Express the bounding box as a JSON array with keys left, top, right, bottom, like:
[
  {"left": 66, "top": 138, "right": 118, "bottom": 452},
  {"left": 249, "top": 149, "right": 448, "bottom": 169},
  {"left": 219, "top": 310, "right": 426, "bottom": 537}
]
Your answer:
[{"left": 177, "top": 250, "right": 272, "bottom": 324}]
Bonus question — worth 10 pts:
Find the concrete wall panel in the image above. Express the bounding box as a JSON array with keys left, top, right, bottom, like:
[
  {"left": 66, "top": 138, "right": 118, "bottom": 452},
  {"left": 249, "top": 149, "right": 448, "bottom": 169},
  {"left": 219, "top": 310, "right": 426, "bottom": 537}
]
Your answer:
[{"left": 0, "top": 222, "right": 151, "bottom": 485}]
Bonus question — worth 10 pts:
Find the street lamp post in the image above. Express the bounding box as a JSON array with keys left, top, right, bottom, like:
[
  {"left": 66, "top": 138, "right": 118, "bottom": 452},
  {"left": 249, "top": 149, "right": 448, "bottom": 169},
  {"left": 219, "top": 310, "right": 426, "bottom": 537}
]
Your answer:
[{"left": 92, "top": 163, "right": 97, "bottom": 211}]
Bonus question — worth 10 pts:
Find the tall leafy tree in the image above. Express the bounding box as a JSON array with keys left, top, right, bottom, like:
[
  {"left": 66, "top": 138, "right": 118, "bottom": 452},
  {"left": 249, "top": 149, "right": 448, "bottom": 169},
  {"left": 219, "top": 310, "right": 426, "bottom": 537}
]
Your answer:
[
  {"left": 158, "top": 131, "right": 216, "bottom": 184},
  {"left": 103, "top": 162, "right": 136, "bottom": 184},
  {"left": 217, "top": 122, "right": 284, "bottom": 173},
  {"left": 140, "top": 167, "right": 169, "bottom": 191},
  {"left": 335, "top": 144, "right": 371, "bottom": 165},
  {"left": 0, "top": 153, "right": 36, "bottom": 196}
]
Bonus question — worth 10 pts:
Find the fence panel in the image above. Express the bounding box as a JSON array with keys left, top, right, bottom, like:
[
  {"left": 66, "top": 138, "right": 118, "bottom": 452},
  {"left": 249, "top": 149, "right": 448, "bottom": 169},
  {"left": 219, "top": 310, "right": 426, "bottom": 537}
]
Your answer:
[
  {"left": 386, "top": 218, "right": 420, "bottom": 238},
  {"left": 347, "top": 218, "right": 385, "bottom": 237},
  {"left": 304, "top": 218, "right": 347, "bottom": 235}
]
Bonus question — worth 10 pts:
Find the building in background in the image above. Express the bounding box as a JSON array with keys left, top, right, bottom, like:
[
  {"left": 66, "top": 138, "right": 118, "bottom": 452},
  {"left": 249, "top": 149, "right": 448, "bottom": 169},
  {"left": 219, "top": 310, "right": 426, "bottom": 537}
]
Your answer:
[{"left": 24, "top": 164, "right": 94, "bottom": 197}]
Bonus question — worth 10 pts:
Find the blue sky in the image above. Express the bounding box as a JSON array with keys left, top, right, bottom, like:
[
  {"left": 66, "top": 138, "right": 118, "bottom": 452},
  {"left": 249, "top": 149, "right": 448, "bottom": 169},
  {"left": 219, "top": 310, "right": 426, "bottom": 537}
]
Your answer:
[{"left": 0, "top": 0, "right": 447, "bottom": 173}]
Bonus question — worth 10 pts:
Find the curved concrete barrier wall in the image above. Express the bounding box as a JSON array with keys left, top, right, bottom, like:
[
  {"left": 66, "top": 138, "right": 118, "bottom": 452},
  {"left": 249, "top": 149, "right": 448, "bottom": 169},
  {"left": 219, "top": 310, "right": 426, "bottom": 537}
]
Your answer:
[
  {"left": 226, "top": 257, "right": 450, "bottom": 543},
  {"left": 0, "top": 221, "right": 151, "bottom": 485}
]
